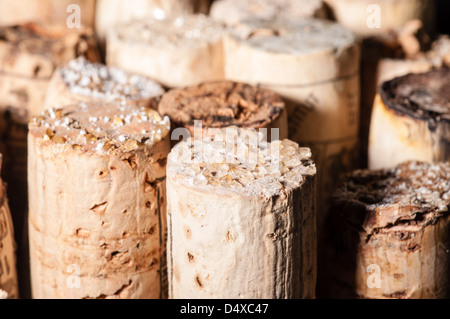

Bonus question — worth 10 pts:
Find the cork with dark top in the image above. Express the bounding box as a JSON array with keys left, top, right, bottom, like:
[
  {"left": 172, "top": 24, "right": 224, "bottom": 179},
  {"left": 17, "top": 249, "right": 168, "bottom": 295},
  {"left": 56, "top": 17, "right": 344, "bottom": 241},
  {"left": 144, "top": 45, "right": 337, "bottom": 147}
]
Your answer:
[
  {"left": 369, "top": 69, "right": 450, "bottom": 169},
  {"left": 319, "top": 161, "right": 450, "bottom": 299},
  {"left": 158, "top": 81, "right": 288, "bottom": 141}
]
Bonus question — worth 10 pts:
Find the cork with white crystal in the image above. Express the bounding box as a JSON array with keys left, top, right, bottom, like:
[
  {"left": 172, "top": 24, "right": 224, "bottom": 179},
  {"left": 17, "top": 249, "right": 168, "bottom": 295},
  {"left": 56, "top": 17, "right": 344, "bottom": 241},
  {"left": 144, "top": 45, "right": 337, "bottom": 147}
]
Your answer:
[
  {"left": 96, "top": 0, "right": 210, "bottom": 46},
  {"left": 28, "top": 102, "right": 171, "bottom": 299},
  {"left": 44, "top": 57, "right": 165, "bottom": 110},
  {"left": 369, "top": 69, "right": 450, "bottom": 170},
  {"left": 210, "top": 0, "right": 326, "bottom": 26},
  {"left": 0, "top": 22, "right": 100, "bottom": 298},
  {"left": 167, "top": 127, "right": 317, "bottom": 298},
  {"left": 0, "top": 155, "right": 19, "bottom": 299},
  {"left": 0, "top": 0, "right": 95, "bottom": 29},
  {"left": 323, "top": 0, "right": 435, "bottom": 37},
  {"left": 224, "top": 18, "right": 360, "bottom": 236},
  {"left": 319, "top": 161, "right": 450, "bottom": 299},
  {"left": 107, "top": 14, "right": 226, "bottom": 88},
  {"left": 158, "top": 81, "right": 288, "bottom": 142}
]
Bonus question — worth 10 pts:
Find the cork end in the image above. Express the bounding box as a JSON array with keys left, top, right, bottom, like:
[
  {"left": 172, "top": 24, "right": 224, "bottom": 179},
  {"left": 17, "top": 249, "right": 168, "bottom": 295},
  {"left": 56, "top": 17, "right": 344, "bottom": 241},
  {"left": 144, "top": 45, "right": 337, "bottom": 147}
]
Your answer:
[{"left": 168, "top": 126, "right": 316, "bottom": 197}]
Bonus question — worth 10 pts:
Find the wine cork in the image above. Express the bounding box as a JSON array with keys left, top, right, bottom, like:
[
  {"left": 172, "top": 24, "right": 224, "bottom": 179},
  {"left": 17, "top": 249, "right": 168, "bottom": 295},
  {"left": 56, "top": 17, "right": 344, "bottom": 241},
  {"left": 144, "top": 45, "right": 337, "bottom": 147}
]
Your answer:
[
  {"left": 0, "top": 0, "right": 96, "bottom": 29},
  {"left": 210, "top": 0, "right": 326, "bottom": 26},
  {"left": 359, "top": 22, "right": 450, "bottom": 168},
  {"left": 107, "top": 14, "right": 226, "bottom": 88},
  {"left": 0, "top": 155, "right": 19, "bottom": 299},
  {"left": 158, "top": 81, "right": 288, "bottom": 142},
  {"left": 376, "top": 35, "right": 450, "bottom": 86},
  {"left": 224, "top": 18, "right": 360, "bottom": 234},
  {"left": 0, "top": 22, "right": 100, "bottom": 298},
  {"left": 323, "top": 0, "right": 435, "bottom": 37},
  {"left": 167, "top": 127, "right": 317, "bottom": 298},
  {"left": 28, "top": 102, "right": 171, "bottom": 299},
  {"left": 319, "top": 161, "right": 450, "bottom": 299},
  {"left": 44, "top": 57, "right": 165, "bottom": 110},
  {"left": 95, "top": 0, "right": 210, "bottom": 46},
  {"left": 369, "top": 69, "right": 450, "bottom": 170}
]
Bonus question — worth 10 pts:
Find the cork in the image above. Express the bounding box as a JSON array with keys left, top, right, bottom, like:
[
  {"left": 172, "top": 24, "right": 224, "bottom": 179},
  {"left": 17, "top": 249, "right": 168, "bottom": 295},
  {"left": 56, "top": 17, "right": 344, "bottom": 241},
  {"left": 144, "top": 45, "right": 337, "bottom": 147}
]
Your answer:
[
  {"left": 0, "top": 155, "right": 19, "bottom": 299},
  {"left": 158, "top": 81, "right": 288, "bottom": 142},
  {"left": 0, "top": 22, "right": 100, "bottom": 298},
  {"left": 369, "top": 69, "right": 450, "bottom": 169},
  {"left": 107, "top": 14, "right": 226, "bottom": 88},
  {"left": 44, "top": 57, "right": 165, "bottom": 110},
  {"left": 359, "top": 21, "right": 450, "bottom": 167},
  {"left": 319, "top": 161, "right": 450, "bottom": 299},
  {"left": 95, "top": 0, "right": 210, "bottom": 47},
  {"left": 210, "top": 0, "right": 326, "bottom": 26},
  {"left": 28, "top": 102, "right": 171, "bottom": 299},
  {"left": 224, "top": 18, "right": 361, "bottom": 239},
  {"left": 167, "top": 127, "right": 317, "bottom": 298}
]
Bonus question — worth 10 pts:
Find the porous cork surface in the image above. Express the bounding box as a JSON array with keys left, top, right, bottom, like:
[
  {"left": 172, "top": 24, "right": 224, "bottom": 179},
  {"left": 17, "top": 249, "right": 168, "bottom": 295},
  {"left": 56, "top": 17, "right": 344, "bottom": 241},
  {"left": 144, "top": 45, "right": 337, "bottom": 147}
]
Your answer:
[
  {"left": 0, "top": 23, "right": 98, "bottom": 67},
  {"left": 332, "top": 161, "right": 450, "bottom": 232},
  {"left": 112, "top": 14, "right": 226, "bottom": 49},
  {"left": 168, "top": 127, "right": 316, "bottom": 197},
  {"left": 59, "top": 57, "right": 164, "bottom": 102},
  {"left": 158, "top": 81, "right": 285, "bottom": 129},
  {"left": 227, "top": 18, "right": 356, "bottom": 55},
  {"left": 380, "top": 69, "right": 450, "bottom": 122},
  {"left": 29, "top": 102, "right": 170, "bottom": 155}
]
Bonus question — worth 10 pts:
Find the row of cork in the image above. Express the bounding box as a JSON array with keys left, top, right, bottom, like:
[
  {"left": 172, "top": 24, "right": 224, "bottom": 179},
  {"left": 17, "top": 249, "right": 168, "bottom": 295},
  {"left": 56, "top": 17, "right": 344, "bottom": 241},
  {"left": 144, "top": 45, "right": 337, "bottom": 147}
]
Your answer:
[{"left": 0, "top": 0, "right": 448, "bottom": 299}]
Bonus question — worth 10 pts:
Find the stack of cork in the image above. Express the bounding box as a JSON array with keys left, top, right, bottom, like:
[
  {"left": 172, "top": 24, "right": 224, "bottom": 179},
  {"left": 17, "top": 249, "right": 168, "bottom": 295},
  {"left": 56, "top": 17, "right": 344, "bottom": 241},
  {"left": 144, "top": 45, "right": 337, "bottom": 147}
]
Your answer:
[{"left": 0, "top": 0, "right": 447, "bottom": 301}]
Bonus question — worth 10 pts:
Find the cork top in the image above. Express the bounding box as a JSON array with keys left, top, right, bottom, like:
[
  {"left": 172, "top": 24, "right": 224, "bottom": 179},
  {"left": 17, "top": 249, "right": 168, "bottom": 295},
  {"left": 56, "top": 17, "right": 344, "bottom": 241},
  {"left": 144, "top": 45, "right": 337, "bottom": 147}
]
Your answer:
[
  {"left": 227, "top": 18, "right": 356, "bottom": 55},
  {"left": 111, "top": 14, "right": 226, "bottom": 48},
  {"left": 0, "top": 22, "right": 92, "bottom": 55},
  {"left": 29, "top": 102, "right": 170, "bottom": 154},
  {"left": 380, "top": 68, "right": 450, "bottom": 122},
  {"left": 210, "top": 0, "right": 324, "bottom": 25},
  {"left": 158, "top": 81, "right": 285, "bottom": 129},
  {"left": 59, "top": 57, "right": 164, "bottom": 101},
  {"left": 167, "top": 127, "right": 316, "bottom": 197},
  {"left": 332, "top": 161, "right": 450, "bottom": 231}
]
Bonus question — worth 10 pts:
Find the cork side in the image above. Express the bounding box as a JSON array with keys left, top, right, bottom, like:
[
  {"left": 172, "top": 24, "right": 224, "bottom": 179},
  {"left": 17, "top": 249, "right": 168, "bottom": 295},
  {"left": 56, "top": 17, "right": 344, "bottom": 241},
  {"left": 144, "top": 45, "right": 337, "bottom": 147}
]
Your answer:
[
  {"left": 158, "top": 81, "right": 285, "bottom": 130},
  {"left": 167, "top": 127, "right": 316, "bottom": 198}
]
